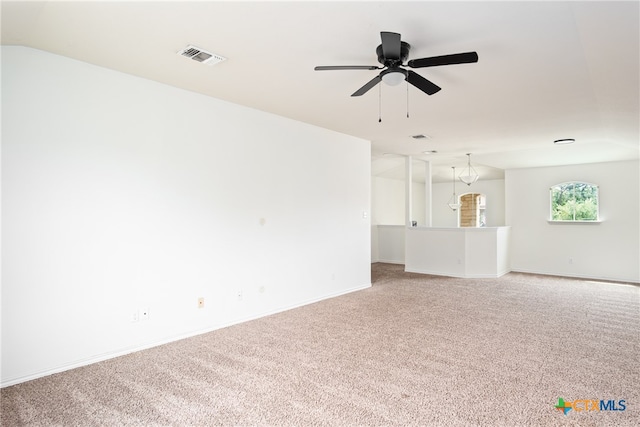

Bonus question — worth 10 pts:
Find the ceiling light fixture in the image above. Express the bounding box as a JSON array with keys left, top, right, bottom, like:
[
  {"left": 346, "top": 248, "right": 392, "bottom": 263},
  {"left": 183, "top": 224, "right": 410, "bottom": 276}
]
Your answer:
[
  {"left": 554, "top": 138, "right": 575, "bottom": 145},
  {"left": 381, "top": 68, "right": 407, "bottom": 86},
  {"left": 448, "top": 167, "right": 460, "bottom": 211},
  {"left": 459, "top": 153, "right": 479, "bottom": 186},
  {"left": 423, "top": 150, "right": 438, "bottom": 154}
]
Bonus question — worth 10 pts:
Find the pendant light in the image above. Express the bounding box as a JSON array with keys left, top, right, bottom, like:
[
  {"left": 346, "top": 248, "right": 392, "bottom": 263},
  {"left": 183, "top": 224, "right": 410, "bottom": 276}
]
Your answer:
[
  {"left": 448, "top": 166, "right": 460, "bottom": 211},
  {"left": 459, "top": 153, "right": 479, "bottom": 186}
]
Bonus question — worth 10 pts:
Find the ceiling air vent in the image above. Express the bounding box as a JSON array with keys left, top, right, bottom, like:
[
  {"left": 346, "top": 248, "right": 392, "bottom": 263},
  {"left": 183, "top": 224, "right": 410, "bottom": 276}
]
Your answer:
[{"left": 177, "top": 45, "right": 226, "bottom": 66}]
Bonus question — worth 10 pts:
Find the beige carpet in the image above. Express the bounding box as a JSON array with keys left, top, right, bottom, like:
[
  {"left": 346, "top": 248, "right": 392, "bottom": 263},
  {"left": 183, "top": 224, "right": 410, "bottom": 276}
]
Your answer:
[{"left": 2, "top": 263, "right": 639, "bottom": 426}]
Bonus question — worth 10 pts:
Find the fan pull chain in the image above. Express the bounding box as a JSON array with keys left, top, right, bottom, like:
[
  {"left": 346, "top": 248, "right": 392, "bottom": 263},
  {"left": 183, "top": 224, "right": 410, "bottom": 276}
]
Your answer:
[
  {"left": 406, "top": 79, "right": 410, "bottom": 118},
  {"left": 378, "top": 83, "right": 382, "bottom": 123}
]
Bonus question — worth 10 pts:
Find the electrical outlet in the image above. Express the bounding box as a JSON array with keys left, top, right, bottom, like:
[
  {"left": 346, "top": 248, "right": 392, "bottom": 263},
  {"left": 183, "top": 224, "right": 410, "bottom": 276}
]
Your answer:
[
  {"left": 198, "top": 297, "right": 205, "bottom": 308},
  {"left": 131, "top": 311, "right": 139, "bottom": 323},
  {"left": 237, "top": 289, "right": 243, "bottom": 301},
  {"left": 140, "top": 307, "right": 149, "bottom": 320}
]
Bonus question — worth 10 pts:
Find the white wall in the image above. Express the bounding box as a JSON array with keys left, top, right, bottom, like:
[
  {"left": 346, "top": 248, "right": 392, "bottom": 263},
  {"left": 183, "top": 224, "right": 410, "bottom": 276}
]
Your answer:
[
  {"left": 371, "top": 176, "right": 426, "bottom": 226},
  {"left": 370, "top": 176, "right": 422, "bottom": 263},
  {"left": 1, "top": 47, "right": 372, "bottom": 386},
  {"left": 371, "top": 177, "right": 405, "bottom": 225},
  {"left": 505, "top": 160, "right": 639, "bottom": 283},
  {"left": 375, "top": 225, "right": 405, "bottom": 264},
  {"left": 405, "top": 227, "right": 510, "bottom": 278}
]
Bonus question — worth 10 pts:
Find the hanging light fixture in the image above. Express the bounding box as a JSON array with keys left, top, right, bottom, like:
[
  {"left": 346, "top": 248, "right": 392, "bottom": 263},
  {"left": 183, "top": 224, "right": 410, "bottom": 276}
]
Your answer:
[
  {"left": 448, "top": 166, "right": 460, "bottom": 211},
  {"left": 459, "top": 153, "right": 479, "bottom": 186}
]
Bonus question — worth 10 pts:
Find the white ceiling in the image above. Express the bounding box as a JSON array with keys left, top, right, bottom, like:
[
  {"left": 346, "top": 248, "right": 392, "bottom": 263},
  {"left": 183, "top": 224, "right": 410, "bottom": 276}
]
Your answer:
[{"left": 2, "top": 1, "right": 638, "bottom": 183}]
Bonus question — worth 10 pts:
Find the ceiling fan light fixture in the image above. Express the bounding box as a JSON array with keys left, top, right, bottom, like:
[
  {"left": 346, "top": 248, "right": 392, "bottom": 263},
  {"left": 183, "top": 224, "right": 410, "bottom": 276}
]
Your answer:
[{"left": 381, "top": 70, "right": 406, "bottom": 86}]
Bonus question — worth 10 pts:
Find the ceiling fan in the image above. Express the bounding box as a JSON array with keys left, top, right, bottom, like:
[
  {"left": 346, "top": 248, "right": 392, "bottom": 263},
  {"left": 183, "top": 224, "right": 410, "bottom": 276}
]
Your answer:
[{"left": 315, "top": 31, "right": 478, "bottom": 97}]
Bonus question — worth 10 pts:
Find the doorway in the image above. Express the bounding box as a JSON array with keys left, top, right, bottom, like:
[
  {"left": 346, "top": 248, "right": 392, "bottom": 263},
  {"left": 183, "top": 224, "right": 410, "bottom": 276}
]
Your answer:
[{"left": 459, "top": 193, "right": 486, "bottom": 227}]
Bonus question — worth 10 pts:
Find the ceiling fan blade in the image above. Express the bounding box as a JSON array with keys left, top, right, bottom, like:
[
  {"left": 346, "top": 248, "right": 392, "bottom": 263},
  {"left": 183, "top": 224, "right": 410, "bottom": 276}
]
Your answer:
[
  {"left": 407, "top": 70, "right": 441, "bottom": 95},
  {"left": 314, "top": 65, "right": 380, "bottom": 71},
  {"left": 351, "top": 75, "right": 382, "bottom": 97},
  {"left": 380, "top": 31, "right": 402, "bottom": 60},
  {"left": 408, "top": 52, "right": 479, "bottom": 68}
]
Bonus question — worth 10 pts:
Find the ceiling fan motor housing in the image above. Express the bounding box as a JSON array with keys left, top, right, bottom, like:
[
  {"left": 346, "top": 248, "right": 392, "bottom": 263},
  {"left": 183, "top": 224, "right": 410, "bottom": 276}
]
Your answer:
[{"left": 376, "top": 41, "right": 411, "bottom": 66}]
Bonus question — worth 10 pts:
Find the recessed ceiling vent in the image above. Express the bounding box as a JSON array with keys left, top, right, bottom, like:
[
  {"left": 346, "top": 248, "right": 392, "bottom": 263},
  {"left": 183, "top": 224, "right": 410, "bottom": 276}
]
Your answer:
[{"left": 177, "top": 45, "right": 226, "bottom": 66}]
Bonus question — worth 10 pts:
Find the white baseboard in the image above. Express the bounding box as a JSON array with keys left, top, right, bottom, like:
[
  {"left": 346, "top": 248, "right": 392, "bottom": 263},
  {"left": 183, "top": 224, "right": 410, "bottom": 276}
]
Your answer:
[
  {"left": 375, "top": 259, "right": 405, "bottom": 265},
  {"left": 404, "top": 267, "right": 510, "bottom": 279},
  {"left": 509, "top": 268, "right": 639, "bottom": 284}
]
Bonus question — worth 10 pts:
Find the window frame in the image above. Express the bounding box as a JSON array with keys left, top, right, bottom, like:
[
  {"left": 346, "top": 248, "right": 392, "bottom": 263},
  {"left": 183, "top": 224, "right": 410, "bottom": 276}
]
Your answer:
[{"left": 548, "top": 181, "right": 601, "bottom": 223}]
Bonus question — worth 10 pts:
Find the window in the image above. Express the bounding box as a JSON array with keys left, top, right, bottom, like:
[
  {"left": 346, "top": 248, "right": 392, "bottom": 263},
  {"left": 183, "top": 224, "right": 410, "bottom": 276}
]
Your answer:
[{"left": 550, "top": 182, "right": 599, "bottom": 221}]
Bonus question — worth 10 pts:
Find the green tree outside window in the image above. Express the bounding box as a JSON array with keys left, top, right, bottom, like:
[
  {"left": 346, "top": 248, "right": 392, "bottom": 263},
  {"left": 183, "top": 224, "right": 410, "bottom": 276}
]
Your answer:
[{"left": 550, "top": 182, "right": 599, "bottom": 221}]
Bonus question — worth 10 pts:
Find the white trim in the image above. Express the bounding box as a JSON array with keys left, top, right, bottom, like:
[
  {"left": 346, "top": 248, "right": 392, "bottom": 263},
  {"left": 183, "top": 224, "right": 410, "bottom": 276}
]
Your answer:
[
  {"left": 404, "top": 267, "right": 510, "bottom": 279},
  {"left": 510, "top": 269, "right": 639, "bottom": 285},
  {"left": 547, "top": 220, "right": 603, "bottom": 224},
  {"left": 375, "top": 259, "right": 405, "bottom": 265}
]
